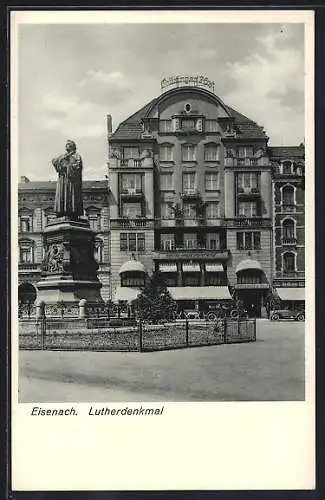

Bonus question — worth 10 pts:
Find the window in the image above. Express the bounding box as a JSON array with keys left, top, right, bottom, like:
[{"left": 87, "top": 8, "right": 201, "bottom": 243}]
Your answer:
[
  {"left": 19, "top": 240, "right": 34, "bottom": 263},
  {"left": 204, "top": 144, "right": 220, "bottom": 161},
  {"left": 160, "top": 173, "right": 174, "bottom": 191},
  {"left": 160, "top": 203, "right": 173, "bottom": 219},
  {"left": 282, "top": 219, "right": 295, "bottom": 239},
  {"left": 282, "top": 161, "right": 292, "bottom": 175},
  {"left": 237, "top": 272, "right": 261, "bottom": 284},
  {"left": 159, "top": 120, "right": 172, "bottom": 133},
  {"left": 121, "top": 276, "right": 145, "bottom": 288},
  {"left": 121, "top": 174, "right": 142, "bottom": 191},
  {"left": 123, "top": 147, "right": 140, "bottom": 159},
  {"left": 181, "top": 119, "right": 196, "bottom": 130},
  {"left": 206, "top": 233, "right": 220, "bottom": 250},
  {"left": 19, "top": 210, "right": 33, "bottom": 232},
  {"left": 205, "top": 172, "right": 219, "bottom": 191},
  {"left": 182, "top": 144, "right": 197, "bottom": 161},
  {"left": 183, "top": 203, "right": 196, "bottom": 219},
  {"left": 236, "top": 232, "right": 261, "bottom": 250},
  {"left": 283, "top": 252, "right": 296, "bottom": 273},
  {"left": 86, "top": 208, "right": 101, "bottom": 231},
  {"left": 238, "top": 146, "right": 253, "bottom": 158},
  {"left": 205, "top": 120, "right": 218, "bottom": 133},
  {"left": 94, "top": 239, "right": 103, "bottom": 263},
  {"left": 238, "top": 201, "right": 258, "bottom": 217},
  {"left": 206, "top": 202, "right": 220, "bottom": 219},
  {"left": 120, "top": 233, "right": 145, "bottom": 252},
  {"left": 282, "top": 185, "right": 295, "bottom": 205},
  {"left": 159, "top": 143, "right": 174, "bottom": 161},
  {"left": 44, "top": 209, "right": 56, "bottom": 227},
  {"left": 184, "top": 233, "right": 197, "bottom": 249},
  {"left": 160, "top": 234, "right": 175, "bottom": 251},
  {"left": 182, "top": 172, "right": 196, "bottom": 191},
  {"left": 237, "top": 173, "right": 259, "bottom": 190},
  {"left": 121, "top": 202, "right": 142, "bottom": 218},
  {"left": 206, "top": 273, "right": 224, "bottom": 286}
]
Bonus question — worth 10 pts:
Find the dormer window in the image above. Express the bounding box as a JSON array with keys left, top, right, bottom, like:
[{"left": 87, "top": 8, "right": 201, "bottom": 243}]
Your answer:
[
  {"left": 159, "top": 120, "right": 172, "bottom": 133},
  {"left": 123, "top": 147, "right": 140, "bottom": 160},
  {"left": 205, "top": 120, "right": 218, "bottom": 133},
  {"left": 238, "top": 146, "right": 253, "bottom": 158},
  {"left": 181, "top": 118, "right": 196, "bottom": 131}
]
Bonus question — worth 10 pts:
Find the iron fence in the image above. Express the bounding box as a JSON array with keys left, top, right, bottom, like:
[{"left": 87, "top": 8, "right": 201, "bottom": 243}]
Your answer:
[{"left": 19, "top": 318, "right": 256, "bottom": 352}]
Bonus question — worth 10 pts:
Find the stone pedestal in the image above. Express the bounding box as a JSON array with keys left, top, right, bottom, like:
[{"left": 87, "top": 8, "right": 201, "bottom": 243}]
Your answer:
[{"left": 36, "top": 216, "right": 103, "bottom": 310}]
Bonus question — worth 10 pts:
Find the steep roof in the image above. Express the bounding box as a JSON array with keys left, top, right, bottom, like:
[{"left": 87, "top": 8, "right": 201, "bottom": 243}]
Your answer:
[
  {"left": 110, "top": 96, "right": 267, "bottom": 141},
  {"left": 18, "top": 180, "right": 107, "bottom": 191},
  {"left": 268, "top": 146, "right": 305, "bottom": 159}
]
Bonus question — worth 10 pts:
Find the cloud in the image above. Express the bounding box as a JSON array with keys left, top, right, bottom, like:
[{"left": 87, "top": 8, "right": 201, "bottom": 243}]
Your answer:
[{"left": 223, "top": 29, "right": 304, "bottom": 145}]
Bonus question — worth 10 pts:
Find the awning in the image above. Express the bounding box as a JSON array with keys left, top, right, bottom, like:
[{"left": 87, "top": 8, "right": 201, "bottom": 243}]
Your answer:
[
  {"left": 168, "top": 286, "right": 232, "bottom": 301},
  {"left": 159, "top": 263, "right": 177, "bottom": 273},
  {"left": 276, "top": 288, "right": 305, "bottom": 301},
  {"left": 236, "top": 259, "right": 262, "bottom": 274},
  {"left": 182, "top": 263, "right": 200, "bottom": 272},
  {"left": 113, "top": 287, "right": 141, "bottom": 303},
  {"left": 119, "top": 260, "right": 146, "bottom": 274},
  {"left": 205, "top": 263, "right": 224, "bottom": 273}
]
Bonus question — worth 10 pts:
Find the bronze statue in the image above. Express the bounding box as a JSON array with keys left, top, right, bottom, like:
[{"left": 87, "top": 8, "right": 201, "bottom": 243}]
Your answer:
[{"left": 52, "top": 140, "right": 83, "bottom": 218}]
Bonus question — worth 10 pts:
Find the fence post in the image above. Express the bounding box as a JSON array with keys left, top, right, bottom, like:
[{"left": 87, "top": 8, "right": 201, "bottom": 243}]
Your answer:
[
  {"left": 223, "top": 318, "right": 227, "bottom": 343},
  {"left": 185, "top": 319, "right": 189, "bottom": 347},
  {"left": 40, "top": 316, "right": 46, "bottom": 350},
  {"left": 138, "top": 319, "right": 143, "bottom": 352}
]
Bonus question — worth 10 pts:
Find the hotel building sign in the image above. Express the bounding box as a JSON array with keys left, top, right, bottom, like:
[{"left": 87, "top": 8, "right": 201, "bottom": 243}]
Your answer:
[{"left": 161, "top": 75, "right": 215, "bottom": 93}]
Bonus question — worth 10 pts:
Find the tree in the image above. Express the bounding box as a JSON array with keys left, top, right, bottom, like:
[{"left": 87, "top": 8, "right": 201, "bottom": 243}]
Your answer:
[{"left": 133, "top": 271, "right": 177, "bottom": 323}]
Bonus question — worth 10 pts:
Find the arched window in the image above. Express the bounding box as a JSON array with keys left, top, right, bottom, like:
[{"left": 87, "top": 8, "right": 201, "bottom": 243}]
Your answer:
[
  {"left": 283, "top": 252, "right": 296, "bottom": 273},
  {"left": 19, "top": 208, "right": 33, "bottom": 233},
  {"left": 204, "top": 143, "right": 220, "bottom": 162},
  {"left": 19, "top": 239, "right": 34, "bottom": 263},
  {"left": 182, "top": 143, "right": 197, "bottom": 162},
  {"left": 282, "top": 185, "right": 295, "bottom": 206},
  {"left": 282, "top": 218, "right": 295, "bottom": 239},
  {"left": 282, "top": 161, "right": 293, "bottom": 175},
  {"left": 94, "top": 238, "right": 103, "bottom": 263},
  {"left": 159, "top": 143, "right": 174, "bottom": 162},
  {"left": 18, "top": 282, "right": 37, "bottom": 303},
  {"left": 85, "top": 207, "right": 101, "bottom": 232}
]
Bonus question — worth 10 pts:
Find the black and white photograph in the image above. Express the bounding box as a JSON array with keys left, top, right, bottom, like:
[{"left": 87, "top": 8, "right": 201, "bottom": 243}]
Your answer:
[{"left": 11, "top": 9, "right": 315, "bottom": 491}]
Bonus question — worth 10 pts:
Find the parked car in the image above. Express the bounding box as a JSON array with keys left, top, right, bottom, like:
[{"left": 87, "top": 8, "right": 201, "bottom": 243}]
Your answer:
[{"left": 270, "top": 308, "right": 305, "bottom": 321}]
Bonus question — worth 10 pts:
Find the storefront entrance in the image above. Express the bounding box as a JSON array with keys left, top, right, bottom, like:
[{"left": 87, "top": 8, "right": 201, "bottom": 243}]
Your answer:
[{"left": 235, "top": 290, "right": 264, "bottom": 318}]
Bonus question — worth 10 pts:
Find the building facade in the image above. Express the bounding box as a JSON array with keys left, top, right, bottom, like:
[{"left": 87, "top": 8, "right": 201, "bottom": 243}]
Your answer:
[
  {"left": 269, "top": 146, "right": 305, "bottom": 308},
  {"left": 107, "top": 81, "right": 292, "bottom": 317},
  {"left": 18, "top": 177, "right": 110, "bottom": 303}
]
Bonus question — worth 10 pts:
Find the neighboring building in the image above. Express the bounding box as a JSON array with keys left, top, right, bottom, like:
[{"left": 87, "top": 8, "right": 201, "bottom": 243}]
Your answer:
[
  {"left": 269, "top": 145, "right": 305, "bottom": 309},
  {"left": 18, "top": 177, "right": 110, "bottom": 302},
  {"left": 107, "top": 78, "right": 284, "bottom": 317}
]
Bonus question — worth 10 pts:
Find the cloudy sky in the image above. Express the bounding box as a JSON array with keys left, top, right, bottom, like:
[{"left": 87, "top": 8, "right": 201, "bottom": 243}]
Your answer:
[{"left": 17, "top": 21, "right": 305, "bottom": 180}]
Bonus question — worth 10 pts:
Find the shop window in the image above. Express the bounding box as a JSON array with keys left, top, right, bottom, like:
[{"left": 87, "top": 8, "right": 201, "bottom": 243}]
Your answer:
[
  {"left": 206, "top": 273, "right": 224, "bottom": 286},
  {"left": 183, "top": 274, "right": 200, "bottom": 286}
]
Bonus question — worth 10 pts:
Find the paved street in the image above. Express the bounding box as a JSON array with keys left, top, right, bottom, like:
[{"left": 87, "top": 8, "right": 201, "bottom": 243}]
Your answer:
[{"left": 19, "top": 320, "right": 305, "bottom": 402}]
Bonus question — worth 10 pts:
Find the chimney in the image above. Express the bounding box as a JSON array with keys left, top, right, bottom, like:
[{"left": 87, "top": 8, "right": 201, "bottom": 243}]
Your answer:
[
  {"left": 106, "top": 114, "right": 112, "bottom": 136},
  {"left": 20, "top": 176, "right": 30, "bottom": 183}
]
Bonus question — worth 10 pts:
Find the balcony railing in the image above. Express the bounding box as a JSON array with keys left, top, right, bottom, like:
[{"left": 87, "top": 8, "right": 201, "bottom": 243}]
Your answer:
[
  {"left": 275, "top": 271, "right": 305, "bottom": 278},
  {"left": 226, "top": 217, "right": 272, "bottom": 228},
  {"left": 237, "top": 187, "right": 260, "bottom": 197},
  {"left": 181, "top": 189, "right": 200, "bottom": 200},
  {"left": 280, "top": 204, "right": 296, "bottom": 213},
  {"left": 110, "top": 218, "right": 155, "bottom": 229},
  {"left": 282, "top": 237, "right": 297, "bottom": 245},
  {"left": 110, "top": 157, "right": 154, "bottom": 169},
  {"left": 19, "top": 263, "right": 41, "bottom": 271},
  {"left": 225, "top": 157, "right": 269, "bottom": 167},
  {"left": 120, "top": 188, "right": 144, "bottom": 199},
  {"left": 155, "top": 217, "right": 225, "bottom": 228}
]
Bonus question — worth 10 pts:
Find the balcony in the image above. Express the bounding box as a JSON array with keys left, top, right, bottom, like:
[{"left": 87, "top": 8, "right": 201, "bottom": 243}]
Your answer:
[
  {"left": 120, "top": 188, "right": 144, "bottom": 200},
  {"left": 155, "top": 217, "right": 225, "bottom": 228},
  {"left": 110, "top": 157, "right": 153, "bottom": 169},
  {"left": 282, "top": 237, "right": 297, "bottom": 246},
  {"left": 280, "top": 204, "right": 296, "bottom": 213},
  {"left": 19, "top": 263, "right": 42, "bottom": 272},
  {"left": 237, "top": 187, "right": 260, "bottom": 198},
  {"left": 226, "top": 217, "right": 272, "bottom": 228},
  {"left": 152, "top": 246, "right": 229, "bottom": 261},
  {"left": 275, "top": 271, "right": 305, "bottom": 279},
  {"left": 225, "top": 158, "right": 268, "bottom": 168},
  {"left": 181, "top": 189, "right": 200, "bottom": 200},
  {"left": 110, "top": 218, "right": 155, "bottom": 229}
]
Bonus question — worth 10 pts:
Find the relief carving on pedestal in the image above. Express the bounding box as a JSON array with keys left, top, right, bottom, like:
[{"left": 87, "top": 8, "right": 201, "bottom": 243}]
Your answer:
[{"left": 43, "top": 243, "right": 64, "bottom": 273}]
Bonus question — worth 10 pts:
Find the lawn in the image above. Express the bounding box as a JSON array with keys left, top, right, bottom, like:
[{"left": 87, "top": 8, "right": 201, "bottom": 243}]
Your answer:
[{"left": 19, "top": 320, "right": 305, "bottom": 402}]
